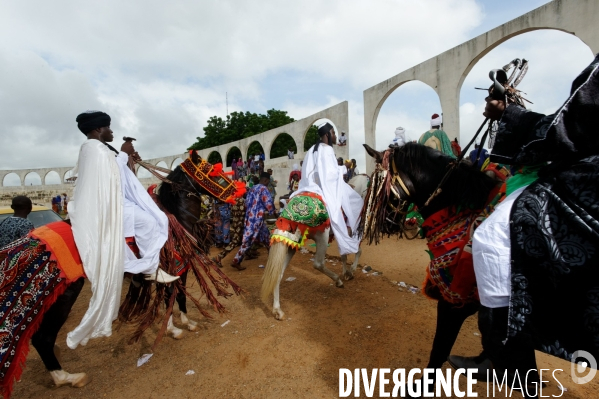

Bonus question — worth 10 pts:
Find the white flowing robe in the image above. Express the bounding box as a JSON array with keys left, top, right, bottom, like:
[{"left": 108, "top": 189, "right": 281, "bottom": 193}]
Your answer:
[
  {"left": 291, "top": 143, "right": 363, "bottom": 255},
  {"left": 67, "top": 140, "right": 124, "bottom": 349},
  {"left": 115, "top": 152, "right": 168, "bottom": 274}
]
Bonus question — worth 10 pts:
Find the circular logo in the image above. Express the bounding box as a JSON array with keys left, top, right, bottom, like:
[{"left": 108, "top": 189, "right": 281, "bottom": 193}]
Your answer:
[{"left": 571, "top": 350, "right": 597, "bottom": 384}]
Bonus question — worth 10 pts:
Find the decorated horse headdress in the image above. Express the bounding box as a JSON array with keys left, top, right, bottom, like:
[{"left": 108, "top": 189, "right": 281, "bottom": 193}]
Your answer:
[{"left": 180, "top": 151, "right": 246, "bottom": 204}]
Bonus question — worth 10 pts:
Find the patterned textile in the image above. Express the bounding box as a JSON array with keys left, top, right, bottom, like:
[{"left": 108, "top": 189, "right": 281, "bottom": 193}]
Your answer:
[
  {"left": 180, "top": 156, "right": 246, "bottom": 204},
  {"left": 214, "top": 203, "right": 231, "bottom": 245},
  {"left": 29, "top": 221, "right": 85, "bottom": 282},
  {"left": 0, "top": 236, "right": 67, "bottom": 399},
  {"left": 233, "top": 185, "right": 275, "bottom": 263},
  {"left": 0, "top": 217, "right": 34, "bottom": 248},
  {"left": 272, "top": 193, "right": 330, "bottom": 249},
  {"left": 421, "top": 176, "right": 505, "bottom": 304}
]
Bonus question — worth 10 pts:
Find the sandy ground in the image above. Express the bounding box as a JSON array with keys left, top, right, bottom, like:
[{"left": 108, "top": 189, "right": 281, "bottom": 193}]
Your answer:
[{"left": 13, "top": 237, "right": 599, "bottom": 398}]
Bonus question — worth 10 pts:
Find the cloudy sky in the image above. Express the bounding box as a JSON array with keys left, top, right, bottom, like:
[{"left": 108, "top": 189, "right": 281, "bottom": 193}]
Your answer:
[{"left": 0, "top": 0, "right": 595, "bottom": 185}]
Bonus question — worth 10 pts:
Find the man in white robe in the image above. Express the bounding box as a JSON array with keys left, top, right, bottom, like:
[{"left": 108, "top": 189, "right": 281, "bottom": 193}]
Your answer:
[
  {"left": 66, "top": 111, "right": 178, "bottom": 350},
  {"left": 291, "top": 123, "right": 363, "bottom": 255}
]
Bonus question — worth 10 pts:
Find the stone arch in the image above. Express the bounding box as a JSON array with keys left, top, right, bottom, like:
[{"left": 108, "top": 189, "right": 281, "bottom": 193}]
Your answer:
[
  {"left": 247, "top": 141, "right": 264, "bottom": 161},
  {"left": 24, "top": 172, "right": 42, "bottom": 186},
  {"left": 171, "top": 157, "right": 183, "bottom": 170},
  {"left": 269, "top": 133, "right": 297, "bottom": 159},
  {"left": 207, "top": 151, "right": 222, "bottom": 165},
  {"left": 63, "top": 170, "right": 75, "bottom": 183},
  {"left": 44, "top": 170, "right": 61, "bottom": 185},
  {"left": 376, "top": 80, "right": 442, "bottom": 148},
  {"left": 156, "top": 161, "right": 168, "bottom": 170},
  {"left": 225, "top": 147, "right": 242, "bottom": 167},
  {"left": 2, "top": 173, "right": 21, "bottom": 187},
  {"left": 456, "top": 28, "right": 593, "bottom": 98},
  {"left": 458, "top": 29, "right": 594, "bottom": 146}
]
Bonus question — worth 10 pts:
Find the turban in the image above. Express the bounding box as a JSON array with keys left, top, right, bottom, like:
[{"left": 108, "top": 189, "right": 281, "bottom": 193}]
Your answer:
[
  {"left": 317, "top": 122, "right": 334, "bottom": 136},
  {"left": 76, "top": 110, "right": 111, "bottom": 135},
  {"left": 430, "top": 113, "right": 442, "bottom": 128},
  {"left": 395, "top": 127, "right": 405, "bottom": 137}
]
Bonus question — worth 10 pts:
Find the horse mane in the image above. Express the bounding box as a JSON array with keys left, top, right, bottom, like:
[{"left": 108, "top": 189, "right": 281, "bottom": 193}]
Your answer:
[
  {"left": 157, "top": 166, "right": 186, "bottom": 216},
  {"left": 396, "top": 143, "right": 496, "bottom": 212}
]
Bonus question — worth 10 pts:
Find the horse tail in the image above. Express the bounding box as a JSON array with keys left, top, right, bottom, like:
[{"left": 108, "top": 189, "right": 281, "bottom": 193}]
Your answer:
[{"left": 261, "top": 241, "right": 288, "bottom": 302}]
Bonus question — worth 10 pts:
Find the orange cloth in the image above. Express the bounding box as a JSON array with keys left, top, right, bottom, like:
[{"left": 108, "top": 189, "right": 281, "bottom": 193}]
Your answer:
[{"left": 30, "top": 221, "right": 85, "bottom": 282}]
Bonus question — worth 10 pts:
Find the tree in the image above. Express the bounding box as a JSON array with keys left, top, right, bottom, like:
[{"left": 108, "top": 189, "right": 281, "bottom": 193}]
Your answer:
[
  {"left": 304, "top": 125, "right": 319, "bottom": 151},
  {"left": 188, "top": 109, "right": 295, "bottom": 151}
]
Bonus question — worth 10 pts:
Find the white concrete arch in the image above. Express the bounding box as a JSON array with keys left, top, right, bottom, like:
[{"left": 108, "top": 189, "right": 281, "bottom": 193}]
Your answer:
[
  {"left": 269, "top": 132, "right": 297, "bottom": 159},
  {"left": 24, "top": 171, "right": 42, "bottom": 186},
  {"left": 44, "top": 170, "right": 61, "bottom": 185},
  {"left": 2, "top": 172, "right": 21, "bottom": 187},
  {"left": 363, "top": 0, "right": 599, "bottom": 172},
  {"left": 171, "top": 157, "right": 183, "bottom": 170}
]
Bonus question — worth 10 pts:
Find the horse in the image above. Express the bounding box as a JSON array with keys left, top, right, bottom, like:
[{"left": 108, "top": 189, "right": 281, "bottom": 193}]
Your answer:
[
  {"left": 361, "top": 142, "right": 501, "bottom": 373},
  {"left": 260, "top": 183, "right": 366, "bottom": 320},
  {"left": 0, "top": 152, "right": 242, "bottom": 397}
]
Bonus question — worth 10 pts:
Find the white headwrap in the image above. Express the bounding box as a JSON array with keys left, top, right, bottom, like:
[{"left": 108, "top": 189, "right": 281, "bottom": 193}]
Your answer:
[{"left": 430, "top": 114, "right": 442, "bottom": 128}]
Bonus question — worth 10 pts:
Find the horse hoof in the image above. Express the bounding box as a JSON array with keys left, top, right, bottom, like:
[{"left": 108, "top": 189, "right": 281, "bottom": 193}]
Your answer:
[
  {"left": 336, "top": 280, "right": 345, "bottom": 288},
  {"left": 344, "top": 273, "right": 354, "bottom": 281},
  {"left": 273, "top": 310, "right": 285, "bottom": 320},
  {"left": 187, "top": 321, "right": 199, "bottom": 332},
  {"left": 168, "top": 326, "right": 184, "bottom": 339}
]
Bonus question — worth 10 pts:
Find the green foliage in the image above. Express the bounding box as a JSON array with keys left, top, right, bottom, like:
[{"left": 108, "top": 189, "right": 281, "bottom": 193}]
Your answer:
[
  {"left": 304, "top": 125, "right": 319, "bottom": 151},
  {"left": 208, "top": 151, "right": 222, "bottom": 165},
  {"left": 188, "top": 109, "right": 295, "bottom": 151},
  {"left": 247, "top": 141, "right": 264, "bottom": 159},
  {"left": 225, "top": 147, "right": 242, "bottom": 167},
  {"left": 270, "top": 133, "right": 297, "bottom": 159}
]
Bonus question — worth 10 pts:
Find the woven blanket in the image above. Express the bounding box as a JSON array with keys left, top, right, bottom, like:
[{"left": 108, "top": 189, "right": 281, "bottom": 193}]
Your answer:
[
  {"left": 0, "top": 236, "right": 67, "bottom": 399},
  {"left": 29, "top": 221, "right": 85, "bottom": 282},
  {"left": 272, "top": 193, "right": 330, "bottom": 249}
]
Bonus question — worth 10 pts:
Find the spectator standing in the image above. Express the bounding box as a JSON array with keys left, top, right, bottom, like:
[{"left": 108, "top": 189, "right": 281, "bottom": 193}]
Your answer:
[
  {"left": 0, "top": 196, "right": 35, "bottom": 247},
  {"left": 287, "top": 147, "right": 294, "bottom": 159}
]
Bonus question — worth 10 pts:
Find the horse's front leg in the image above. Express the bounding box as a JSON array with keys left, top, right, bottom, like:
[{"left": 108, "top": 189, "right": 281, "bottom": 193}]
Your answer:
[
  {"left": 312, "top": 229, "right": 343, "bottom": 287},
  {"left": 175, "top": 271, "right": 198, "bottom": 331}
]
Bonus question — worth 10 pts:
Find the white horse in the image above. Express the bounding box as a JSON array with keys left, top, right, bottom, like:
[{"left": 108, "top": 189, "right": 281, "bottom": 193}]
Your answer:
[{"left": 261, "top": 178, "right": 368, "bottom": 320}]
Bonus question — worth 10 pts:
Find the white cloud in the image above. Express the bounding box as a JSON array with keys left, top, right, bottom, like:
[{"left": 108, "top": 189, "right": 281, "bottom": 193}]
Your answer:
[{"left": 0, "top": 0, "right": 482, "bottom": 170}]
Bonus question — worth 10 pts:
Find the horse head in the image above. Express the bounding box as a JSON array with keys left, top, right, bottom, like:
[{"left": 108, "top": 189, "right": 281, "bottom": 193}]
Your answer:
[{"left": 361, "top": 143, "right": 497, "bottom": 239}]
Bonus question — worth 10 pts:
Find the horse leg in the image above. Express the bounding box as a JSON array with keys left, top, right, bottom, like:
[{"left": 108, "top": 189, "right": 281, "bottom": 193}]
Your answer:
[
  {"left": 31, "top": 278, "right": 91, "bottom": 388},
  {"left": 426, "top": 298, "right": 479, "bottom": 369},
  {"left": 164, "top": 279, "right": 183, "bottom": 339},
  {"left": 272, "top": 248, "right": 294, "bottom": 320},
  {"left": 342, "top": 246, "right": 362, "bottom": 281},
  {"left": 175, "top": 271, "right": 198, "bottom": 331},
  {"left": 312, "top": 230, "right": 343, "bottom": 287}
]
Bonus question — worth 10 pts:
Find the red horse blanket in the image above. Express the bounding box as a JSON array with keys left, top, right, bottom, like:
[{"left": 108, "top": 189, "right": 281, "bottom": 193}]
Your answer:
[{"left": 0, "top": 221, "right": 84, "bottom": 399}]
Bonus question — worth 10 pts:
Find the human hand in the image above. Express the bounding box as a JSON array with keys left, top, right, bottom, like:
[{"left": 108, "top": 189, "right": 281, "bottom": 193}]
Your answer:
[
  {"left": 121, "top": 141, "right": 135, "bottom": 155},
  {"left": 483, "top": 96, "right": 506, "bottom": 121},
  {"left": 131, "top": 151, "right": 142, "bottom": 161}
]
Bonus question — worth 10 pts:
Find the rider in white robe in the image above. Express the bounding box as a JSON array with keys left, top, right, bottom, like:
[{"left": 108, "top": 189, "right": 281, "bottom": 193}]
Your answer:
[
  {"left": 291, "top": 123, "right": 363, "bottom": 255},
  {"left": 67, "top": 111, "right": 177, "bottom": 349}
]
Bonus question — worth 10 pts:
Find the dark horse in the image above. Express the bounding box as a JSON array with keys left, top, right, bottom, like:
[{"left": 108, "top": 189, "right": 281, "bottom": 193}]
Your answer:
[
  {"left": 362, "top": 143, "right": 498, "bottom": 372},
  {"left": 3, "top": 152, "right": 240, "bottom": 396}
]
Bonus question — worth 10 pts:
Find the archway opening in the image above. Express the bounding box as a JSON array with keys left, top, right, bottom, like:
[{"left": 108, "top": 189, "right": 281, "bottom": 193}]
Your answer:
[
  {"left": 64, "top": 170, "right": 76, "bottom": 183},
  {"left": 270, "top": 133, "right": 297, "bottom": 159},
  {"left": 45, "top": 171, "right": 61, "bottom": 185},
  {"left": 247, "top": 141, "right": 265, "bottom": 161},
  {"left": 2, "top": 173, "right": 21, "bottom": 187},
  {"left": 171, "top": 157, "right": 183, "bottom": 170},
  {"left": 156, "top": 161, "right": 168, "bottom": 169},
  {"left": 459, "top": 30, "right": 594, "bottom": 150},
  {"left": 226, "top": 147, "right": 241, "bottom": 167},
  {"left": 24, "top": 172, "right": 42, "bottom": 186},
  {"left": 375, "top": 80, "right": 441, "bottom": 150},
  {"left": 208, "top": 151, "right": 222, "bottom": 165}
]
